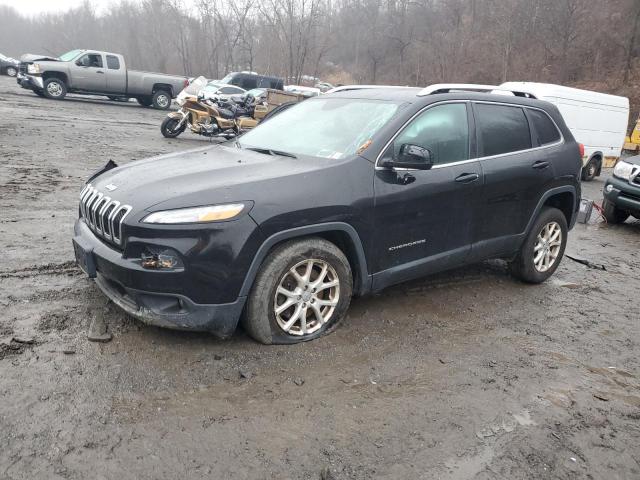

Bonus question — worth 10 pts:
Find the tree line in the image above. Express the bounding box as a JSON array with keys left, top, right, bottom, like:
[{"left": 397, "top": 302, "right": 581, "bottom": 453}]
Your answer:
[{"left": 1, "top": 0, "right": 639, "bottom": 116}]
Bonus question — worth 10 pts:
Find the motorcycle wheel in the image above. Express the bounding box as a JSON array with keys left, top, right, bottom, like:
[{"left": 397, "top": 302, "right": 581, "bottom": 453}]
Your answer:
[{"left": 161, "top": 116, "right": 186, "bottom": 138}]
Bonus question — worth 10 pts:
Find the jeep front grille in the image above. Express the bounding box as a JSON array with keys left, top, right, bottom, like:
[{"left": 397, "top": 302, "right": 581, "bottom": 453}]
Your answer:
[{"left": 79, "top": 183, "right": 132, "bottom": 245}]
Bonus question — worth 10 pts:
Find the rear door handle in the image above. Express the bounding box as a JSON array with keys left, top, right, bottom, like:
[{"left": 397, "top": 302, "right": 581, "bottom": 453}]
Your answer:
[
  {"left": 532, "top": 160, "right": 550, "bottom": 170},
  {"left": 455, "top": 173, "right": 480, "bottom": 183}
]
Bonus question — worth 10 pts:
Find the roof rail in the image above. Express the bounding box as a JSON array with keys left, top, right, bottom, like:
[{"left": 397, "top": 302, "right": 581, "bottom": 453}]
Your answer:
[
  {"left": 418, "top": 83, "right": 537, "bottom": 98},
  {"left": 325, "top": 85, "right": 417, "bottom": 94}
]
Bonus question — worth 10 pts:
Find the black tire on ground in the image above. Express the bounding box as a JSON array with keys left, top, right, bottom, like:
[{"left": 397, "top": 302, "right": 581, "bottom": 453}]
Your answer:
[
  {"left": 42, "top": 77, "right": 67, "bottom": 100},
  {"left": 34, "top": 90, "right": 45, "bottom": 97},
  {"left": 241, "top": 237, "right": 353, "bottom": 345},
  {"left": 581, "top": 158, "right": 598, "bottom": 181},
  {"left": 260, "top": 101, "right": 296, "bottom": 123},
  {"left": 136, "top": 96, "right": 152, "bottom": 107},
  {"left": 160, "top": 116, "right": 186, "bottom": 138},
  {"left": 5, "top": 66, "right": 17, "bottom": 77},
  {"left": 152, "top": 90, "right": 172, "bottom": 110},
  {"left": 602, "top": 198, "right": 629, "bottom": 224},
  {"left": 509, "top": 207, "right": 568, "bottom": 284}
]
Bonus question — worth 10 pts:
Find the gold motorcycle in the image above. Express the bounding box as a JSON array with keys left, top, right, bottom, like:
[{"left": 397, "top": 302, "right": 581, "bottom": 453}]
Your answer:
[{"left": 160, "top": 92, "right": 265, "bottom": 139}]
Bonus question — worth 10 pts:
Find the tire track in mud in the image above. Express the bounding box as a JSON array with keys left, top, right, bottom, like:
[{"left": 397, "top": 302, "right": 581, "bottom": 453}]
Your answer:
[{"left": 0, "top": 260, "right": 81, "bottom": 279}]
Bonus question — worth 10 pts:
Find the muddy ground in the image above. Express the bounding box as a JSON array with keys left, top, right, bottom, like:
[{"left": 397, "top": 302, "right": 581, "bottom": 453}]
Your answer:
[{"left": 0, "top": 74, "right": 639, "bottom": 479}]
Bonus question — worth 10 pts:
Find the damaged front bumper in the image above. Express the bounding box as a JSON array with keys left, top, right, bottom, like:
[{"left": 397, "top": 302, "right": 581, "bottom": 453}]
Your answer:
[{"left": 17, "top": 73, "right": 43, "bottom": 90}]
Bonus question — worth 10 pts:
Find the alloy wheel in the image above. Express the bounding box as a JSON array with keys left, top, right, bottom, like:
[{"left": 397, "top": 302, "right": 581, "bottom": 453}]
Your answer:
[
  {"left": 7, "top": 67, "right": 17, "bottom": 77},
  {"left": 47, "top": 81, "right": 63, "bottom": 97},
  {"left": 533, "top": 221, "right": 562, "bottom": 272},
  {"left": 273, "top": 259, "right": 340, "bottom": 336},
  {"left": 156, "top": 94, "right": 169, "bottom": 108}
]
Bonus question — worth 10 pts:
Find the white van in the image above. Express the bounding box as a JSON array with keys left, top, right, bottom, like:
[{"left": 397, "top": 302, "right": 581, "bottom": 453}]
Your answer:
[{"left": 501, "top": 82, "right": 629, "bottom": 181}]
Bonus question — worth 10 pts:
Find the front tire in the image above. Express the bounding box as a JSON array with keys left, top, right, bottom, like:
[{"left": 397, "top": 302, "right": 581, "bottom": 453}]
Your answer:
[
  {"left": 581, "top": 158, "right": 598, "bottom": 181},
  {"left": 6, "top": 66, "right": 17, "bottom": 77},
  {"left": 602, "top": 198, "right": 629, "bottom": 224},
  {"left": 160, "top": 116, "right": 186, "bottom": 138},
  {"left": 152, "top": 90, "right": 172, "bottom": 110},
  {"left": 510, "top": 207, "right": 567, "bottom": 283},
  {"left": 242, "top": 238, "right": 353, "bottom": 344},
  {"left": 42, "top": 77, "right": 67, "bottom": 100}
]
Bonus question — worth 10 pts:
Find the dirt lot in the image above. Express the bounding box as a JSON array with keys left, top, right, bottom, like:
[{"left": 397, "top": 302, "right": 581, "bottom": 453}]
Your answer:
[{"left": 1, "top": 75, "right": 639, "bottom": 480}]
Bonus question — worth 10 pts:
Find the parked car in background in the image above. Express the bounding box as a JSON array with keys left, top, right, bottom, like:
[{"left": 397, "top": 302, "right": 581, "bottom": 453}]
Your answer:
[
  {"left": 220, "top": 71, "right": 284, "bottom": 91},
  {"left": 17, "top": 49, "right": 188, "bottom": 109},
  {"left": 0, "top": 53, "right": 19, "bottom": 77},
  {"left": 73, "top": 84, "right": 581, "bottom": 344},
  {"left": 602, "top": 155, "right": 640, "bottom": 223},
  {"left": 315, "top": 82, "right": 334, "bottom": 93},
  {"left": 284, "top": 85, "right": 321, "bottom": 97},
  {"left": 200, "top": 81, "right": 245, "bottom": 101},
  {"left": 501, "top": 82, "right": 629, "bottom": 181}
]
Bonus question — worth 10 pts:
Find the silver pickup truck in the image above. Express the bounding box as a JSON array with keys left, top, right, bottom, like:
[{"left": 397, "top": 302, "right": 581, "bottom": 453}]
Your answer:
[{"left": 17, "top": 49, "right": 188, "bottom": 109}]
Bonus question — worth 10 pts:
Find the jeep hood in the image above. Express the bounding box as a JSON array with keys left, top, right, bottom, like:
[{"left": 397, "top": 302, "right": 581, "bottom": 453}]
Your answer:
[
  {"left": 20, "top": 53, "right": 59, "bottom": 63},
  {"left": 90, "top": 144, "right": 346, "bottom": 213}
]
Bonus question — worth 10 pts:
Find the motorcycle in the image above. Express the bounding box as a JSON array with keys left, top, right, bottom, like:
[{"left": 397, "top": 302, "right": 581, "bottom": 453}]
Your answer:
[{"left": 160, "top": 77, "right": 263, "bottom": 139}]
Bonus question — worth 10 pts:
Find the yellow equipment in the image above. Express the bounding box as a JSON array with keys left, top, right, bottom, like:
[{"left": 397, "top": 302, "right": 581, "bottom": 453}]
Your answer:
[{"left": 624, "top": 115, "right": 640, "bottom": 152}]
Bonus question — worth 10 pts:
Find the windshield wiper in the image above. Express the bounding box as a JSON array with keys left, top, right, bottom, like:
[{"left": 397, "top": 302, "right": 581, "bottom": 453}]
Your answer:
[{"left": 245, "top": 146, "right": 297, "bottom": 159}]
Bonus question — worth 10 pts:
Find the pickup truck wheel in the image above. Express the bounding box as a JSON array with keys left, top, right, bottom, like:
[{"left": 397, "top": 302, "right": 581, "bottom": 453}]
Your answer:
[
  {"left": 581, "top": 159, "right": 598, "bottom": 181},
  {"left": 152, "top": 90, "right": 171, "bottom": 110},
  {"left": 136, "top": 96, "right": 152, "bottom": 107},
  {"left": 160, "top": 116, "right": 186, "bottom": 138},
  {"left": 509, "top": 207, "right": 567, "bottom": 284},
  {"left": 242, "top": 238, "right": 353, "bottom": 345},
  {"left": 5, "top": 66, "right": 17, "bottom": 77},
  {"left": 43, "top": 78, "right": 67, "bottom": 100},
  {"left": 602, "top": 198, "right": 629, "bottom": 224}
]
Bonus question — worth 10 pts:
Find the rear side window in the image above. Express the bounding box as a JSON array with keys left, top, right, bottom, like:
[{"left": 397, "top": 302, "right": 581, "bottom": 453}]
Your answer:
[
  {"left": 476, "top": 104, "right": 531, "bottom": 156},
  {"left": 528, "top": 109, "right": 561, "bottom": 145},
  {"left": 106, "top": 55, "right": 120, "bottom": 70}
]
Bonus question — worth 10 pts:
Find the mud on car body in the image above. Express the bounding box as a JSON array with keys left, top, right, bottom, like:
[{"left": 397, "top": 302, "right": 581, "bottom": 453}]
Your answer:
[{"left": 73, "top": 85, "right": 582, "bottom": 344}]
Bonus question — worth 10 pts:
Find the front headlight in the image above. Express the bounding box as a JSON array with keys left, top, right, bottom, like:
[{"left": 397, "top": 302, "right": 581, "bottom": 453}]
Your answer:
[
  {"left": 613, "top": 160, "right": 635, "bottom": 180},
  {"left": 142, "top": 203, "right": 245, "bottom": 224},
  {"left": 27, "top": 63, "right": 40, "bottom": 74}
]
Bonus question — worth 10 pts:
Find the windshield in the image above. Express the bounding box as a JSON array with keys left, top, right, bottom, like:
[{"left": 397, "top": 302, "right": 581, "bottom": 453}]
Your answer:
[
  {"left": 59, "top": 49, "right": 83, "bottom": 61},
  {"left": 203, "top": 82, "right": 223, "bottom": 92},
  {"left": 239, "top": 98, "right": 401, "bottom": 159},
  {"left": 0, "top": 54, "right": 6, "bottom": 61},
  {"left": 220, "top": 73, "right": 235, "bottom": 84}
]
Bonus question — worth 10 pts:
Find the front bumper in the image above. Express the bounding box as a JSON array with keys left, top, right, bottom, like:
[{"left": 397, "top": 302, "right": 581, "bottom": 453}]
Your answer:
[
  {"left": 73, "top": 219, "right": 246, "bottom": 338},
  {"left": 17, "top": 73, "right": 43, "bottom": 90},
  {"left": 604, "top": 175, "right": 640, "bottom": 216}
]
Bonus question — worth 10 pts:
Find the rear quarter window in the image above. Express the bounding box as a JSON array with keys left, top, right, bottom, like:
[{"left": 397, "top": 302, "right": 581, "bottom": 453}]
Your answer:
[
  {"left": 528, "top": 109, "right": 561, "bottom": 145},
  {"left": 106, "top": 55, "right": 120, "bottom": 70},
  {"left": 476, "top": 103, "right": 532, "bottom": 157}
]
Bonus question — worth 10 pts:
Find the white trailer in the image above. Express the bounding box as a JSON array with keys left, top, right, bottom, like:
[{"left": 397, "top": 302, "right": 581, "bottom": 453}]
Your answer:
[{"left": 501, "top": 82, "right": 629, "bottom": 181}]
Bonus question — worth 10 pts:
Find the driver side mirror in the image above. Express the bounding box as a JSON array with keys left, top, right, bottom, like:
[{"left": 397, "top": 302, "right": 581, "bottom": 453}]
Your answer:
[{"left": 382, "top": 144, "right": 434, "bottom": 170}]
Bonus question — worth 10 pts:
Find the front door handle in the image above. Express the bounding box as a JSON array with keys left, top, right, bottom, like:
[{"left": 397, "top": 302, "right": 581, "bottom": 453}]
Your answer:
[
  {"left": 532, "top": 160, "right": 550, "bottom": 170},
  {"left": 96, "top": 70, "right": 105, "bottom": 74},
  {"left": 455, "top": 172, "right": 480, "bottom": 183}
]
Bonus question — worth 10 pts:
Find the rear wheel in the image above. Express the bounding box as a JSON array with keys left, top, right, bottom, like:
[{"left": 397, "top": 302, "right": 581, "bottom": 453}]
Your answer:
[
  {"left": 43, "top": 77, "right": 67, "bottom": 100},
  {"left": 581, "top": 158, "right": 598, "bottom": 181},
  {"left": 602, "top": 198, "right": 629, "bottom": 224},
  {"left": 6, "top": 66, "right": 17, "bottom": 77},
  {"left": 160, "top": 116, "right": 186, "bottom": 138},
  {"left": 152, "top": 90, "right": 172, "bottom": 110},
  {"left": 510, "top": 207, "right": 567, "bottom": 283},
  {"left": 242, "top": 238, "right": 353, "bottom": 344}
]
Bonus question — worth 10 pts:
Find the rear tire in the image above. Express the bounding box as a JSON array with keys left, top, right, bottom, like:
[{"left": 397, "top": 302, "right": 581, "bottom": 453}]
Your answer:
[
  {"left": 581, "top": 158, "right": 598, "bottom": 181},
  {"left": 6, "top": 66, "right": 17, "bottom": 77},
  {"left": 152, "top": 90, "right": 172, "bottom": 110},
  {"left": 42, "top": 77, "right": 67, "bottom": 100},
  {"left": 602, "top": 198, "right": 629, "bottom": 224},
  {"left": 242, "top": 238, "right": 353, "bottom": 345},
  {"left": 509, "top": 207, "right": 568, "bottom": 284},
  {"left": 160, "top": 116, "right": 186, "bottom": 138},
  {"left": 136, "top": 96, "right": 152, "bottom": 107}
]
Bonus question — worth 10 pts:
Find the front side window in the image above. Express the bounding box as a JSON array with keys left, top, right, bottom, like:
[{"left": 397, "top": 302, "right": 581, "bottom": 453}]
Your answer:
[
  {"left": 106, "top": 55, "right": 120, "bottom": 70},
  {"left": 528, "top": 109, "right": 561, "bottom": 145},
  {"left": 77, "top": 53, "right": 103, "bottom": 68},
  {"left": 385, "top": 103, "right": 469, "bottom": 165},
  {"left": 239, "top": 98, "right": 401, "bottom": 159},
  {"left": 476, "top": 103, "right": 531, "bottom": 156}
]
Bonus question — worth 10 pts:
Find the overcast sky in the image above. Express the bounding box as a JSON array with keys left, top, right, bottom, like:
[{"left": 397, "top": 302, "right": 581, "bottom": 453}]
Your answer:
[{"left": 0, "top": 0, "right": 116, "bottom": 16}]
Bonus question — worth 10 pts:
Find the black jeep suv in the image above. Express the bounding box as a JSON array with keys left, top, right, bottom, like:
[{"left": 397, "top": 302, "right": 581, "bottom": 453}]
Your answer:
[{"left": 73, "top": 85, "right": 582, "bottom": 344}]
